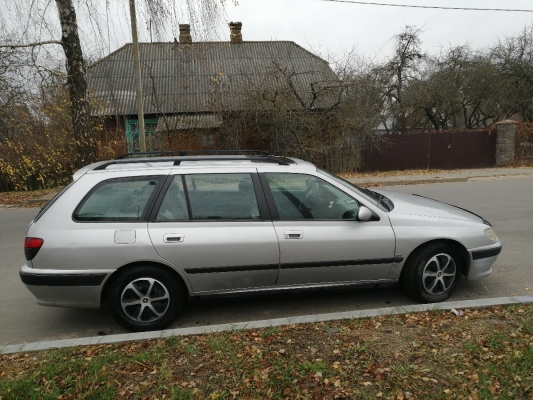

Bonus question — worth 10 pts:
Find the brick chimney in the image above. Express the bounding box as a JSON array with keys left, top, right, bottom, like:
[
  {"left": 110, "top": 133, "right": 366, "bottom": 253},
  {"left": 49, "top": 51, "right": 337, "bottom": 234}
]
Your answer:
[
  {"left": 229, "top": 22, "right": 242, "bottom": 44},
  {"left": 179, "top": 24, "right": 192, "bottom": 44}
]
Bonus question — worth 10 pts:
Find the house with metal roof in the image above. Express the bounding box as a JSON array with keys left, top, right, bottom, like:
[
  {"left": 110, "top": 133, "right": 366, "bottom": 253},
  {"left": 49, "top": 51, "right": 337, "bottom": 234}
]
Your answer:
[{"left": 87, "top": 23, "right": 340, "bottom": 154}]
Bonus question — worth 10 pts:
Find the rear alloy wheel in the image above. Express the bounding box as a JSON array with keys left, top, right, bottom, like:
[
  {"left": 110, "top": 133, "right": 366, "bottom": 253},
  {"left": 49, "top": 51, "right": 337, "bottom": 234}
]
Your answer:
[
  {"left": 108, "top": 266, "right": 184, "bottom": 331},
  {"left": 402, "top": 243, "right": 462, "bottom": 303}
]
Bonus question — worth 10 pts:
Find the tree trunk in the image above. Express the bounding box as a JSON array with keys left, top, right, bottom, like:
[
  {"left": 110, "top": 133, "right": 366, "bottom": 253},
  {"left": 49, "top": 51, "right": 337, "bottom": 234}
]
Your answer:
[{"left": 55, "top": 0, "right": 97, "bottom": 167}]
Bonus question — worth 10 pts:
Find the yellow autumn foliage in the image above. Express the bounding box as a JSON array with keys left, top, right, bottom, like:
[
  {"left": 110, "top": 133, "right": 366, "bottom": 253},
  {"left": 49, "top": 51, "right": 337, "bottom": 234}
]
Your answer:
[{"left": 0, "top": 84, "right": 122, "bottom": 191}]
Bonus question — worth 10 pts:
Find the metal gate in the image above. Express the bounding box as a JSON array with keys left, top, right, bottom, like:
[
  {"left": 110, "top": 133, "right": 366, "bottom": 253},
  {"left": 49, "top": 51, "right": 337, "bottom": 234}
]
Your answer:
[{"left": 363, "top": 130, "right": 496, "bottom": 172}]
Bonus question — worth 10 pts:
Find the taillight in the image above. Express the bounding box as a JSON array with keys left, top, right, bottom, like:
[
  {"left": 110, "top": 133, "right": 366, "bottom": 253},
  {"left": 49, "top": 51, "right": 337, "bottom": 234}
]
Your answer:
[{"left": 24, "top": 237, "right": 44, "bottom": 261}]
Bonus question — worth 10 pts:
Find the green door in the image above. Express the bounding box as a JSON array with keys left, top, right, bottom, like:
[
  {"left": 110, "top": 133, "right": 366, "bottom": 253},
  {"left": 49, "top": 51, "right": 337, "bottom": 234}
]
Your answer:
[{"left": 125, "top": 119, "right": 161, "bottom": 153}]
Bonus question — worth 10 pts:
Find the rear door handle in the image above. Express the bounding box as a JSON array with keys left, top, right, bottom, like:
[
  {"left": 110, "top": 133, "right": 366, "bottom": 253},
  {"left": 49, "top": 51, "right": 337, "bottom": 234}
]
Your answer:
[
  {"left": 284, "top": 230, "right": 303, "bottom": 239},
  {"left": 163, "top": 234, "right": 185, "bottom": 243}
]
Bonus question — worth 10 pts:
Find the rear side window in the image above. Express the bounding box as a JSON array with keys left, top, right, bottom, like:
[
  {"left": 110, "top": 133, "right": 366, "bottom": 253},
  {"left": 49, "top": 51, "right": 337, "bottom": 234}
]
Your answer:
[
  {"left": 153, "top": 174, "right": 262, "bottom": 221},
  {"left": 185, "top": 174, "right": 260, "bottom": 220},
  {"left": 74, "top": 177, "right": 163, "bottom": 222}
]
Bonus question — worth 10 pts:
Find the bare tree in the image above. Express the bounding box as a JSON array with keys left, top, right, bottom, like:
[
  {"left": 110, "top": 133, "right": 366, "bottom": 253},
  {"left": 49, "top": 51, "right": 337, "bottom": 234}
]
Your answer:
[
  {"left": 211, "top": 55, "right": 382, "bottom": 172},
  {"left": 1, "top": 0, "right": 229, "bottom": 168},
  {"left": 1, "top": 0, "right": 96, "bottom": 166},
  {"left": 375, "top": 26, "right": 425, "bottom": 134},
  {"left": 55, "top": 0, "right": 95, "bottom": 166},
  {"left": 492, "top": 25, "right": 533, "bottom": 122}
]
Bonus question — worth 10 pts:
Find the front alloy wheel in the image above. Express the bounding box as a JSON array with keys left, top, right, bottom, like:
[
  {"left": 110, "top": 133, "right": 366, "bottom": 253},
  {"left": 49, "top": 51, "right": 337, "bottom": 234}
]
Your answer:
[
  {"left": 402, "top": 243, "right": 462, "bottom": 303},
  {"left": 422, "top": 253, "right": 457, "bottom": 295}
]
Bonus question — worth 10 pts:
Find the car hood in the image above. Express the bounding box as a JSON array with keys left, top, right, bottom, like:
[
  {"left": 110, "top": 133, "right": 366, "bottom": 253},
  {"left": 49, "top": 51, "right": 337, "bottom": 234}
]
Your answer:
[{"left": 372, "top": 189, "right": 484, "bottom": 224}]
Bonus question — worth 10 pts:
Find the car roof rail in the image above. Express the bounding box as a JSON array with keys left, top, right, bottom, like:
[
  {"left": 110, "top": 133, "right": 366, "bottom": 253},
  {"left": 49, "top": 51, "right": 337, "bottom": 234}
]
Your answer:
[
  {"left": 115, "top": 150, "right": 272, "bottom": 159},
  {"left": 93, "top": 152, "right": 295, "bottom": 171}
]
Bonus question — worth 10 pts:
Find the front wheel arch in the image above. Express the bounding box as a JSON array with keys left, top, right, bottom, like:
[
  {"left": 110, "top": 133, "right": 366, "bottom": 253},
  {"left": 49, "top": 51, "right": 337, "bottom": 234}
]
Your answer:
[
  {"left": 399, "top": 239, "right": 471, "bottom": 281},
  {"left": 399, "top": 239, "right": 470, "bottom": 303}
]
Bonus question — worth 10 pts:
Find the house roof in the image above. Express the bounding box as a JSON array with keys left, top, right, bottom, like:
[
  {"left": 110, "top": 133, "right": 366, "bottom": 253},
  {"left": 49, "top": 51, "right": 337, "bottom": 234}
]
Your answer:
[{"left": 87, "top": 41, "right": 339, "bottom": 117}]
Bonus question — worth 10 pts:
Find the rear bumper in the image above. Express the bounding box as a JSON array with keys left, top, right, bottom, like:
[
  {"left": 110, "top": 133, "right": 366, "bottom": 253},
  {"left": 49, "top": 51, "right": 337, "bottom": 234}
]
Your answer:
[
  {"left": 20, "top": 265, "right": 114, "bottom": 309},
  {"left": 466, "top": 243, "right": 502, "bottom": 280}
]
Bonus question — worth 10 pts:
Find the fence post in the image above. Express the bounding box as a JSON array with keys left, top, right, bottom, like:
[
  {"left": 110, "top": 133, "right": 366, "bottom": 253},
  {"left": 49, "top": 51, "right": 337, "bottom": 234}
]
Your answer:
[{"left": 495, "top": 120, "right": 518, "bottom": 166}]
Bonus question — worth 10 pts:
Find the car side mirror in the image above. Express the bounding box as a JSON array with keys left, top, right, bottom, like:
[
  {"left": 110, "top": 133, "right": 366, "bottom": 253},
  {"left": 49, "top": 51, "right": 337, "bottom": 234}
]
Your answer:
[{"left": 357, "top": 206, "right": 373, "bottom": 222}]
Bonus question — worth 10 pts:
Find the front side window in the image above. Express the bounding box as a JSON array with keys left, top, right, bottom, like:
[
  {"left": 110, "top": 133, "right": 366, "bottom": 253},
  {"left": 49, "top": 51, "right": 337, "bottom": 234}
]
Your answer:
[
  {"left": 318, "top": 168, "right": 383, "bottom": 207},
  {"left": 74, "top": 177, "right": 161, "bottom": 221},
  {"left": 185, "top": 174, "right": 260, "bottom": 220},
  {"left": 265, "top": 173, "right": 359, "bottom": 220}
]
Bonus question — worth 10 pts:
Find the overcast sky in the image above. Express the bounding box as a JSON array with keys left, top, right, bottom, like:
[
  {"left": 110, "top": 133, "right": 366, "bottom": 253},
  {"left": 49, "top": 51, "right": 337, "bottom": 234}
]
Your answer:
[
  {"left": 217, "top": 0, "right": 533, "bottom": 60},
  {"left": 2, "top": 0, "right": 532, "bottom": 64}
]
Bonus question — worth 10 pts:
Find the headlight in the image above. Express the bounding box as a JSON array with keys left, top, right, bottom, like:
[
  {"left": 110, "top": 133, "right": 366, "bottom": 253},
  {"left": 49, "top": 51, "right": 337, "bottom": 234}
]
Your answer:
[{"left": 484, "top": 228, "right": 498, "bottom": 242}]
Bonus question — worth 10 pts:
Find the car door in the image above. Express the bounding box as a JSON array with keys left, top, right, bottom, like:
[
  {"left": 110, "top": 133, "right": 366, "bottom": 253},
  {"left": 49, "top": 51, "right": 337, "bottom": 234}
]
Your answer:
[
  {"left": 260, "top": 172, "right": 396, "bottom": 286},
  {"left": 148, "top": 169, "right": 280, "bottom": 293}
]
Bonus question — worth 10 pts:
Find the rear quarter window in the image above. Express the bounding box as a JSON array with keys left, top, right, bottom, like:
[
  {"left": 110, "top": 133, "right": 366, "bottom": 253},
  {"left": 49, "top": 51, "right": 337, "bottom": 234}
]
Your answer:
[{"left": 73, "top": 177, "right": 163, "bottom": 222}]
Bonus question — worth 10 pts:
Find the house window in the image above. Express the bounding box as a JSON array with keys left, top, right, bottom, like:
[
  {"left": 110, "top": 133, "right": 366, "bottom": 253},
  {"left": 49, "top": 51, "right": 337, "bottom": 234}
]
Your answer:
[
  {"left": 125, "top": 119, "right": 161, "bottom": 153},
  {"left": 201, "top": 132, "right": 216, "bottom": 148}
]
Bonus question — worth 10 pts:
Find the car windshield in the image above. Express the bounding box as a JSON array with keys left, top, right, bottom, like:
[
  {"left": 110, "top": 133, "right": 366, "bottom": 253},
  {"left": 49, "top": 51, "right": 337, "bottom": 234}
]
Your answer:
[{"left": 317, "top": 168, "right": 383, "bottom": 207}]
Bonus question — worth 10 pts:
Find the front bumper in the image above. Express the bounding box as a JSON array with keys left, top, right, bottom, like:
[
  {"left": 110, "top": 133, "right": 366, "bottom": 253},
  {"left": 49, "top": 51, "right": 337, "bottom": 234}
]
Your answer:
[
  {"left": 466, "top": 242, "right": 502, "bottom": 280},
  {"left": 20, "top": 265, "right": 115, "bottom": 309}
]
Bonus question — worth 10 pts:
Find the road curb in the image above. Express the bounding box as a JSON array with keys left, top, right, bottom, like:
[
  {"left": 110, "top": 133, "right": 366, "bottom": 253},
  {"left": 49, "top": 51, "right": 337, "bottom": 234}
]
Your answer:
[
  {"left": 2, "top": 295, "right": 532, "bottom": 355},
  {"left": 350, "top": 177, "right": 469, "bottom": 187},
  {"left": 347, "top": 172, "right": 533, "bottom": 187}
]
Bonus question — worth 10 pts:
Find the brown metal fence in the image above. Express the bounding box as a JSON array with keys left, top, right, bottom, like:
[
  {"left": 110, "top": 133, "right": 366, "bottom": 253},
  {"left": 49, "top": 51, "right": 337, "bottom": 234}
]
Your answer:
[
  {"left": 312, "top": 146, "right": 362, "bottom": 174},
  {"left": 362, "top": 130, "right": 496, "bottom": 172}
]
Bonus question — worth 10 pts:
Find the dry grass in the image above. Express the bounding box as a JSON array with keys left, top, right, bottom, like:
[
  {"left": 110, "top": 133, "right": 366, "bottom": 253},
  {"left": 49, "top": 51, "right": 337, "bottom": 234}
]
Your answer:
[{"left": 1, "top": 305, "right": 532, "bottom": 399}]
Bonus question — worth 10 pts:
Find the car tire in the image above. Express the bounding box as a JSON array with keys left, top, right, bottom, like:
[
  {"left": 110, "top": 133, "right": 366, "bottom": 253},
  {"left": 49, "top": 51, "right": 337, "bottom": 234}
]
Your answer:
[
  {"left": 401, "top": 242, "right": 462, "bottom": 303},
  {"left": 108, "top": 266, "right": 184, "bottom": 332}
]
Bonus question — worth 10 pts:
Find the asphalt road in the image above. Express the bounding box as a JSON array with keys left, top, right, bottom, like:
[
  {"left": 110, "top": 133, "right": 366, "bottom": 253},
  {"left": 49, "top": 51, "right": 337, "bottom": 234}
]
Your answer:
[{"left": 1, "top": 178, "right": 531, "bottom": 346}]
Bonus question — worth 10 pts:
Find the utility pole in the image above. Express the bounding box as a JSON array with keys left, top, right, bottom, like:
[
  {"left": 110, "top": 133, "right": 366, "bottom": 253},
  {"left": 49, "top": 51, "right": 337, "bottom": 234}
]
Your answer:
[{"left": 128, "top": 0, "right": 146, "bottom": 152}]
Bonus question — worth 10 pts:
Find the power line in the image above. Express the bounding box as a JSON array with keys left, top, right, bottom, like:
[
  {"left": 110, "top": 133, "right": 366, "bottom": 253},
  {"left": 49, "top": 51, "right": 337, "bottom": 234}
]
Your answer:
[{"left": 321, "top": 0, "right": 533, "bottom": 12}]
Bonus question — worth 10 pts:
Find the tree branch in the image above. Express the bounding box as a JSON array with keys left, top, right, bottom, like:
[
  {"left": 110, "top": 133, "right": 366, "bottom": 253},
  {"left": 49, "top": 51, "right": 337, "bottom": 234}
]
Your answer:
[{"left": 0, "top": 40, "right": 63, "bottom": 49}]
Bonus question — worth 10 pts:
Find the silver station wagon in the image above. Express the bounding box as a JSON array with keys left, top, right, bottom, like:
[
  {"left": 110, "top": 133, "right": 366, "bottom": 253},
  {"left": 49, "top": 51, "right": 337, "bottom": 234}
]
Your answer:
[{"left": 20, "top": 152, "right": 502, "bottom": 331}]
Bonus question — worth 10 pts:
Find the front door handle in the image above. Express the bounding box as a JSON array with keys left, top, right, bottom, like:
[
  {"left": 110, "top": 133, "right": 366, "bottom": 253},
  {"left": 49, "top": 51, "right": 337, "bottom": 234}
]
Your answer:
[
  {"left": 163, "top": 234, "right": 185, "bottom": 243},
  {"left": 284, "top": 230, "right": 303, "bottom": 239}
]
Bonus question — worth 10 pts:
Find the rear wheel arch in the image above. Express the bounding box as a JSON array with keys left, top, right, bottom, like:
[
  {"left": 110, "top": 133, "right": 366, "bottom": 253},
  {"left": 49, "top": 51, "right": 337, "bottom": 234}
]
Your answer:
[{"left": 101, "top": 261, "right": 191, "bottom": 304}]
